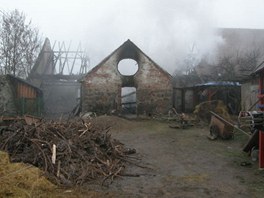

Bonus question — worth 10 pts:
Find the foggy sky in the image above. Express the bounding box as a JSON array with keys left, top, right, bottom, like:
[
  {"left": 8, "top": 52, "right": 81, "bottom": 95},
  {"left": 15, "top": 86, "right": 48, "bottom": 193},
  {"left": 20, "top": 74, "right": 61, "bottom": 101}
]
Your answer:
[{"left": 1, "top": 0, "right": 264, "bottom": 74}]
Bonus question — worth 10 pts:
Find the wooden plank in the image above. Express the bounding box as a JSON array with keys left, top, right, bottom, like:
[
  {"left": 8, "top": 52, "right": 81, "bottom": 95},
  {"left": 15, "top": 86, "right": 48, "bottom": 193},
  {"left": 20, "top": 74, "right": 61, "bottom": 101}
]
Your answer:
[{"left": 210, "top": 111, "right": 250, "bottom": 137}]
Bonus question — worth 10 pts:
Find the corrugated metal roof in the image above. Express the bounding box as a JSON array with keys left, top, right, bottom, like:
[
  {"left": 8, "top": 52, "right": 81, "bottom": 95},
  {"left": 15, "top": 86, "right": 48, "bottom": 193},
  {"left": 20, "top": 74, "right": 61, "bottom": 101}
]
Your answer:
[{"left": 195, "top": 81, "right": 240, "bottom": 87}]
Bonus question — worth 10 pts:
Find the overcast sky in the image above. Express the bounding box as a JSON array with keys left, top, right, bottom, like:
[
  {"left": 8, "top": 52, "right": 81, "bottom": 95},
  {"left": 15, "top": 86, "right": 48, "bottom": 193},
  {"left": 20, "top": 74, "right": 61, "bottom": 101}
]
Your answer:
[{"left": 1, "top": 0, "right": 264, "bottom": 74}]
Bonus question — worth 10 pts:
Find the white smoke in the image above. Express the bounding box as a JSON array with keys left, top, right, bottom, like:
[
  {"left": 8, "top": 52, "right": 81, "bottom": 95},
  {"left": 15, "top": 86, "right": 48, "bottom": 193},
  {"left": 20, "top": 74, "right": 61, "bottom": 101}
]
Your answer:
[
  {"left": 1, "top": 0, "right": 225, "bottom": 74},
  {"left": 81, "top": 0, "right": 224, "bottom": 74}
]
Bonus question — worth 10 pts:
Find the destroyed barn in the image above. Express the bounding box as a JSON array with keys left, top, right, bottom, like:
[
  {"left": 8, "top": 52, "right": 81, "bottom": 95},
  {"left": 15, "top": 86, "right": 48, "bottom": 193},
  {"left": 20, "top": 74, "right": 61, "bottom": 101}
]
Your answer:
[
  {"left": 24, "top": 39, "right": 173, "bottom": 117},
  {"left": 27, "top": 38, "right": 88, "bottom": 118},
  {"left": 81, "top": 40, "right": 173, "bottom": 116}
]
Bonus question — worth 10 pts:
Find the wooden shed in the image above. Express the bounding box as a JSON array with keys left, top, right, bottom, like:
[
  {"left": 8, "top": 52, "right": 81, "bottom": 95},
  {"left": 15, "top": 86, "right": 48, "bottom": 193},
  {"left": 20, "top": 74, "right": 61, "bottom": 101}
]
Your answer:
[
  {"left": 0, "top": 75, "right": 43, "bottom": 116},
  {"left": 173, "top": 81, "right": 241, "bottom": 114}
]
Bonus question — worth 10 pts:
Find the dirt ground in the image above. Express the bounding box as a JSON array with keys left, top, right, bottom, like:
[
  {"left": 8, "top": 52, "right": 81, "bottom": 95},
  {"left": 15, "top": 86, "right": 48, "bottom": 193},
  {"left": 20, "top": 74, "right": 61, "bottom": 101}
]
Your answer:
[{"left": 75, "top": 115, "right": 264, "bottom": 198}]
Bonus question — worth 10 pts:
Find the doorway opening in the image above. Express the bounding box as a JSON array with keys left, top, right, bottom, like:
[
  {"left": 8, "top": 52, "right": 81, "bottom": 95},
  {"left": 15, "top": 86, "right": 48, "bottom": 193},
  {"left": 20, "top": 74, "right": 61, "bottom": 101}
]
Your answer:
[{"left": 121, "top": 87, "right": 137, "bottom": 115}]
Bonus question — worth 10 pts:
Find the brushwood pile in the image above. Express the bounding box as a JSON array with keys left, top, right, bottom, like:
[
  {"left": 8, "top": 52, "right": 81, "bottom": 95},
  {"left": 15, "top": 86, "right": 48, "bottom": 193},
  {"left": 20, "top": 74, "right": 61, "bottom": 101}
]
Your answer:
[{"left": 0, "top": 117, "right": 136, "bottom": 186}]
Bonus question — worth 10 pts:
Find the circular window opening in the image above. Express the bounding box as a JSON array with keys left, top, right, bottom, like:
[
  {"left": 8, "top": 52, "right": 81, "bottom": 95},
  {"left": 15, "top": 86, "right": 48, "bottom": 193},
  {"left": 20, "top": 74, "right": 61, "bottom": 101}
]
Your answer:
[{"left": 118, "top": 59, "right": 138, "bottom": 76}]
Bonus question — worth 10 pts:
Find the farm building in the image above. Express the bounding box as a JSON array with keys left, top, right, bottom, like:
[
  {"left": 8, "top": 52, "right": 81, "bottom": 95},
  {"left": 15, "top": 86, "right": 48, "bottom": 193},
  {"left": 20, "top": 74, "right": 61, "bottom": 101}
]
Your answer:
[
  {"left": 0, "top": 74, "right": 43, "bottom": 117},
  {"left": 81, "top": 39, "right": 173, "bottom": 116}
]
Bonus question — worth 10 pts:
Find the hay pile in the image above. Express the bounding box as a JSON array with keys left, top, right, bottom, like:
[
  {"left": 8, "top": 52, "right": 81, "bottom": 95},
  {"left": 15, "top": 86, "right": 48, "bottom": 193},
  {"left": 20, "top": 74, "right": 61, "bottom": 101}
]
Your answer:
[
  {"left": 0, "top": 151, "right": 57, "bottom": 197},
  {"left": 194, "top": 100, "right": 230, "bottom": 122}
]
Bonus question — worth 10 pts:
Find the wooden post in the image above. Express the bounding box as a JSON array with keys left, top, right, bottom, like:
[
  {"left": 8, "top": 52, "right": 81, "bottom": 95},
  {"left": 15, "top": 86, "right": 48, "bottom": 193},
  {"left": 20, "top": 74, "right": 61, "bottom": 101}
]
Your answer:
[
  {"left": 182, "top": 89, "right": 185, "bottom": 113},
  {"left": 52, "top": 144, "right": 56, "bottom": 164}
]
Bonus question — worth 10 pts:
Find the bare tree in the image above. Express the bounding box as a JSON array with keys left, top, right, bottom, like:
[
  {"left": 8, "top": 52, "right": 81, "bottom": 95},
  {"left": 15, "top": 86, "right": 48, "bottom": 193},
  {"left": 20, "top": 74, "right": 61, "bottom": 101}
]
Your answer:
[
  {"left": 216, "top": 48, "right": 263, "bottom": 81},
  {"left": 0, "top": 9, "right": 41, "bottom": 78},
  {"left": 216, "top": 55, "right": 236, "bottom": 81},
  {"left": 173, "top": 47, "right": 263, "bottom": 88}
]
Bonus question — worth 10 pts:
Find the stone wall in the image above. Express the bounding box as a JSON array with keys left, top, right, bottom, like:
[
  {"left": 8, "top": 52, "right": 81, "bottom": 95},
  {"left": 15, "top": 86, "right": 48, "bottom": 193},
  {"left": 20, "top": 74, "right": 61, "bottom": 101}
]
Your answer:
[
  {"left": 0, "top": 76, "right": 17, "bottom": 116},
  {"left": 81, "top": 55, "right": 122, "bottom": 114},
  {"left": 81, "top": 40, "right": 173, "bottom": 115},
  {"left": 134, "top": 55, "right": 172, "bottom": 114}
]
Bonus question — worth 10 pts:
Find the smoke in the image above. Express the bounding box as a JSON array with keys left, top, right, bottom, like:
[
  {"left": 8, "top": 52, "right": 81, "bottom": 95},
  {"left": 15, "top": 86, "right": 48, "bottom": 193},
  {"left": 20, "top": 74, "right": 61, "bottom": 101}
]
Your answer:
[
  {"left": 1, "top": 0, "right": 224, "bottom": 74},
  {"left": 81, "top": 0, "right": 224, "bottom": 74}
]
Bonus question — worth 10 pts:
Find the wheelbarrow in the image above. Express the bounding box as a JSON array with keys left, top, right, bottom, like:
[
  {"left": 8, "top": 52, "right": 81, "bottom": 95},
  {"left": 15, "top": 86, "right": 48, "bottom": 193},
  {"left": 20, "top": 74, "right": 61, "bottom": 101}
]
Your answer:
[{"left": 208, "top": 111, "right": 250, "bottom": 140}]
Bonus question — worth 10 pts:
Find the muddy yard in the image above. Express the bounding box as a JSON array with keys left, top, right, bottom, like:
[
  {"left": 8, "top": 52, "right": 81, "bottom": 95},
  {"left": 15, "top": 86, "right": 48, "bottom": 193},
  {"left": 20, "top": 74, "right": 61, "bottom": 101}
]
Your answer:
[
  {"left": 81, "top": 116, "right": 264, "bottom": 198},
  {"left": 2, "top": 116, "right": 264, "bottom": 198}
]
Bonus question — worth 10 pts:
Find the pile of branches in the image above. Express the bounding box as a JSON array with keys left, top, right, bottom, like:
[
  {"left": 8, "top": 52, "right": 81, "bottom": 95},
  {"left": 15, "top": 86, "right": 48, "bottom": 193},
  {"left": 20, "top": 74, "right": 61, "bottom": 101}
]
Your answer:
[{"left": 0, "top": 118, "right": 136, "bottom": 186}]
